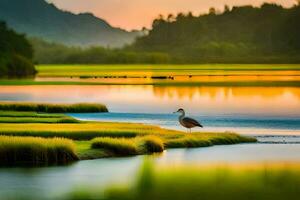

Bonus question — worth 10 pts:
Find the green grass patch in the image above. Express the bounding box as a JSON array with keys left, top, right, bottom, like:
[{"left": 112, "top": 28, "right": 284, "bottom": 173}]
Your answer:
[
  {"left": 0, "top": 111, "right": 66, "bottom": 118},
  {"left": 0, "top": 122, "right": 178, "bottom": 140},
  {"left": 91, "top": 137, "right": 138, "bottom": 156},
  {"left": 0, "top": 102, "right": 108, "bottom": 113},
  {"left": 0, "top": 111, "right": 80, "bottom": 123},
  {"left": 0, "top": 116, "right": 79, "bottom": 123},
  {"left": 0, "top": 136, "right": 78, "bottom": 166},
  {"left": 91, "top": 136, "right": 165, "bottom": 156},
  {"left": 67, "top": 161, "right": 300, "bottom": 200},
  {"left": 165, "top": 132, "right": 256, "bottom": 148}
]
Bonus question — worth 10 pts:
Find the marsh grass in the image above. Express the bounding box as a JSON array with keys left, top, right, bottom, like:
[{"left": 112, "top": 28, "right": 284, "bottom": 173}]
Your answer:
[
  {"left": 0, "top": 123, "right": 256, "bottom": 145},
  {"left": 68, "top": 161, "right": 300, "bottom": 200},
  {"left": 91, "top": 137, "right": 138, "bottom": 156},
  {"left": 0, "top": 116, "right": 79, "bottom": 123},
  {"left": 91, "top": 136, "right": 165, "bottom": 156},
  {"left": 0, "top": 122, "right": 179, "bottom": 140},
  {"left": 0, "top": 111, "right": 66, "bottom": 118},
  {"left": 0, "top": 136, "right": 78, "bottom": 166},
  {"left": 165, "top": 132, "right": 256, "bottom": 148},
  {"left": 0, "top": 111, "right": 80, "bottom": 123},
  {"left": 139, "top": 136, "right": 164, "bottom": 153},
  {"left": 0, "top": 102, "right": 108, "bottom": 113}
]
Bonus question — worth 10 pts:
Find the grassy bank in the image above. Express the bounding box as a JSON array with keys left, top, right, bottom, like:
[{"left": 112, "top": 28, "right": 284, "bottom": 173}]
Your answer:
[
  {"left": 0, "top": 136, "right": 78, "bottom": 166},
  {"left": 0, "top": 102, "right": 108, "bottom": 113},
  {"left": 0, "top": 123, "right": 256, "bottom": 143},
  {"left": 67, "top": 161, "right": 300, "bottom": 200},
  {"left": 0, "top": 111, "right": 79, "bottom": 123},
  {"left": 0, "top": 110, "right": 256, "bottom": 163}
]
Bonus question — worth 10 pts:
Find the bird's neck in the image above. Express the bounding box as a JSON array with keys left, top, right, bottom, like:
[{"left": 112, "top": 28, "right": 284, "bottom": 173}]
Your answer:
[{"left": 179, "top": 112, "right": 185, "bottom": 120}]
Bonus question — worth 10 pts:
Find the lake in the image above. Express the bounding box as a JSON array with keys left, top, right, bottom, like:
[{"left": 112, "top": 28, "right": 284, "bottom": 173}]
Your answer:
[
  {"left": 1, "top": 144, "right": 300, "bottom": 199},
  {"left": 1, "top": 77, "right": 300, "bottom": 199},
  {"left": 0, "top": 85, "right": 300, "bottom": 136}
]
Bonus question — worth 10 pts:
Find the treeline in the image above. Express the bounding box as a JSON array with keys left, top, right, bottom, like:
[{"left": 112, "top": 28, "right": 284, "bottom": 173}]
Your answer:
[
  {"left": 30, "top": 38, "right": 170, "bottom": 64},
  {"left": 0, "top": 22, "right": 36, "bottom": 77},
  {"left": 30, "top": 3, "right": 300, "bottom": 64},
  {"left": 129, "top": 3, "right": 300, "bottom": 63}
]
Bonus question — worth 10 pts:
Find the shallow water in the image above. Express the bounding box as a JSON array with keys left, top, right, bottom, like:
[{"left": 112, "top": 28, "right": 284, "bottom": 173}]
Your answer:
[
  {"left": 1, "top": 85, "right": 300, "bottom": 135},
  {"left": 1, "top": 144, "right": 300, "bottom": 199}
]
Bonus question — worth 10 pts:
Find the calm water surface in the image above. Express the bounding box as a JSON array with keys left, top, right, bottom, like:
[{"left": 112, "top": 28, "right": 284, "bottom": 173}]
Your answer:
[
  {"left": 1, "top": 84, "right": 300, "bottom": 199},
  {"left": 1, "top": 85, "right": 299, "bottom": 135},
  {"left": 1, "top": 144, "right": 300, "bottom": 199}
]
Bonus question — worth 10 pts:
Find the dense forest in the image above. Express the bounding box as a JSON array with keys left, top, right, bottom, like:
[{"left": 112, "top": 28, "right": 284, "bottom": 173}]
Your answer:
[
  {"left": 30, "top": 38, "right": 170, "bottom": 64},
  {"left": 30, "top": 3, "right": 300, "bottom": 64},
  {"left": 129, "top": 3, "right": 300, "bottom": 63},
  {"left": 0, "top": 22, "right": 36, "bottom": 77}
]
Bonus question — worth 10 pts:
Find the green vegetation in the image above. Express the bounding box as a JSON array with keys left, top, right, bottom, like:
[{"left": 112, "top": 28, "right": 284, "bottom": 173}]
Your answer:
[
  {"left": 130, "top": 3, "right": 300, "bottom": 64},
  {"left": 91, "top": 137, "right": 138, "bottom": 156},
  {"left": 0, "top": 136, "right": 78, "bottom": 166},
  {"left": 0, "top": 102, "right": 108, "bottom": 113},
  {"left": 67, "top": 161, "right": 300, "bottom": 200},
  {"left": 27, "top": 4, "right": 300, "bottom": 64},
  {"left": 0, "top": 109, "right": 256, "bottom": 164},
  {"left": 31, "top": 38, "right": 170, "bottom": 64},
  {"left": 0, "top": 0, "right": 138, "bottom": 47},
  {"left": 91, "top": 136, "right": 164, "bottom": 156},
  {"left": 0, "top": 22, "right": 36, "bottom": 77}
]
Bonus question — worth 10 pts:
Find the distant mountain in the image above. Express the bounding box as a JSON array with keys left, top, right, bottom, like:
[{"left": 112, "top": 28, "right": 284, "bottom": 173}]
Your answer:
[{"left": 0, "top": 0, "right": 140, "bottom": 47}]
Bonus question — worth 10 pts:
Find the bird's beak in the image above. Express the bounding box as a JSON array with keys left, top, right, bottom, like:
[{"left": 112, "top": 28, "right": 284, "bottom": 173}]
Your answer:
[{"left": 173, "top": 111, "right": 177, "bottom": 114}]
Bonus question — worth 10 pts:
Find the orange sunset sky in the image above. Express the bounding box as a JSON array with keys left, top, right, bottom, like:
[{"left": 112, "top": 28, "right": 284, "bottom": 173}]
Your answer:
[{"left": 48, "top": 0, "right": 296, "bottom": 30}]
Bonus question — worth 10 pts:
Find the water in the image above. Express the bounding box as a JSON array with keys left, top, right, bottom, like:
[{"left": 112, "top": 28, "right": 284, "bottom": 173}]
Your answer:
[
  {"left": 1, "top": 144, "right": 300, "bottom": 199},
  {"left": 1, "top": 84, "right": 300, "bottom": 199},
  {"left": 0, "top": 85, "right": 300, "bottom": 136}
]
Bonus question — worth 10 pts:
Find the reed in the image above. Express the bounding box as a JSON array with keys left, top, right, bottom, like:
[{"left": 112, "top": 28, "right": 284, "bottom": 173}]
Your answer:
[
  {"left": 91, "top": 137, "right": 138, "bottom": 156},
  {"left": 0, "top": 136, "right": 78, "bottom": 166},
  {"left": 91, "top": 136, "right": 165, "bottom": 156},
  {"left": 0, "top": 102, "right": 108, "bottom": 113}
]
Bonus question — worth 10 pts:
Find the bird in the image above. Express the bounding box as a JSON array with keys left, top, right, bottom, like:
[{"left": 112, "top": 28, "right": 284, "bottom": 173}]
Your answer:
[{"left": 174, "top": 108, "right": 203, "bottom": 133}]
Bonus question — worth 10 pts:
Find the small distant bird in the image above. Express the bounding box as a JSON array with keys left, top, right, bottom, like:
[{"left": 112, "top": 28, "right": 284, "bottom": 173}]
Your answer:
[{"left": 174, "top": 108, "right": 203, "bottom": 133}]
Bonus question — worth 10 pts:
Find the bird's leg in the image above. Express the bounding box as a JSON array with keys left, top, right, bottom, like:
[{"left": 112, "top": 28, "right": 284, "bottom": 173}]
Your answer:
[{"left": 190, "top": 128, "right": 191, "bottom": 134}]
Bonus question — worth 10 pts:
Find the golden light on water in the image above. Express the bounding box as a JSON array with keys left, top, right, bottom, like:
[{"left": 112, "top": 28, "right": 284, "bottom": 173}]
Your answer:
[{"left": 0, "top": 85, "right": 299, "bottom": 117}]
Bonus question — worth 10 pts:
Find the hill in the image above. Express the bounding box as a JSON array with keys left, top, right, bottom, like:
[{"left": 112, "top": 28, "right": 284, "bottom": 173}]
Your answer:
[
  {"left": 0, "top": 0, "right": 139, "bottom": 47},
  {"left": 129, "top": 3, "right": 300, "bottom": 63},
  {"left": 0, "top": 22, "right": 36, "bottom": 77}
]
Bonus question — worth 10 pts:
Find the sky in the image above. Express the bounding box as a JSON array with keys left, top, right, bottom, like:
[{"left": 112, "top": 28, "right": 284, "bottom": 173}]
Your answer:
[{"left": 48, "top": 0, "right": 296, "bottom": 30}]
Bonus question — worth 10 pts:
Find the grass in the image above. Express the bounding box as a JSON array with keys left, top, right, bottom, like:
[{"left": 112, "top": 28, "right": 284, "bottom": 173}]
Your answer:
[
  {"left": 1, "top": 64, "right": 300, "bottom": 86},
  {"left": 0, "top": 111, "right": 256, "bottom": 162},
  {"left": 67, "top": 160, "right": 300, "bottom": 200},
  {"left": 91, "top": 136, "right": 164, "bottom": 156},
  {"left": 0, "top": 122, "right": 256, "bottom": 142},
  {"left": 0, "top": 111, "right": 66, "bottom": 118},
  {"left": 0, "top": 136, "right": 78, "bottom": 166},
  {"left": 91, "top": 137, "right": 138, "bottom": 156},
  {"left": 0, "top": 111, "right": 80, "bottom": 123},
  {"left": 0, "top": 102, "right": 108, "bottom": 113},
  {"left": 0, "top": 117, "right": 79, "bottom": 123}
]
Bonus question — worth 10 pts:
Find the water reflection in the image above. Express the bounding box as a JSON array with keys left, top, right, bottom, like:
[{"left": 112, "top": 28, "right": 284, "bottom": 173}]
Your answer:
[{"left": 0, "top": 85, "right": 299, "bottom": 117}]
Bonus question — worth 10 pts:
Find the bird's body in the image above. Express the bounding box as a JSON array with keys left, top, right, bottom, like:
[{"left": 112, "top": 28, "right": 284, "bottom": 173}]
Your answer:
[{"left": 175, "top": 108, "right": 203, "bottom": 133}]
